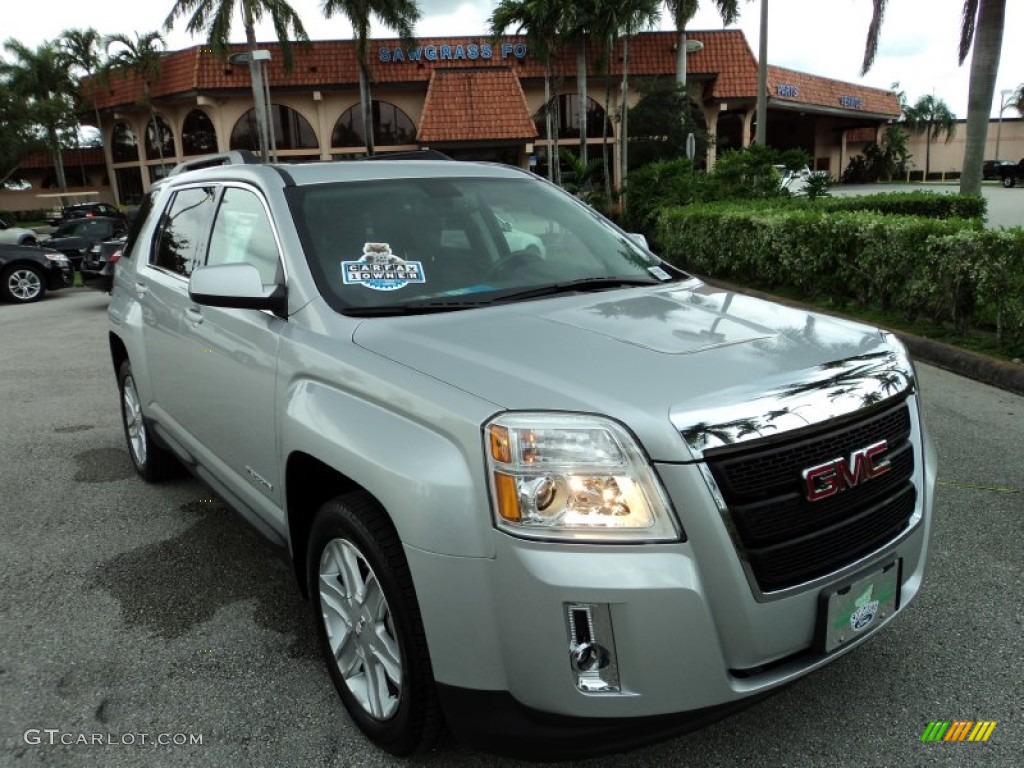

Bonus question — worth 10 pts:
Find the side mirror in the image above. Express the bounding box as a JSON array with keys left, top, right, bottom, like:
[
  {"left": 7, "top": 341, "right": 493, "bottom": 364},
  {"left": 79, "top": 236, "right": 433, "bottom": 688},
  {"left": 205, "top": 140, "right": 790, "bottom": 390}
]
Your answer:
[
  {"left": 628, "top": 232, "right": 649, "bottom": 250},
  {"left": 189, "top": 263, "right": 287, "bottom": 316}
]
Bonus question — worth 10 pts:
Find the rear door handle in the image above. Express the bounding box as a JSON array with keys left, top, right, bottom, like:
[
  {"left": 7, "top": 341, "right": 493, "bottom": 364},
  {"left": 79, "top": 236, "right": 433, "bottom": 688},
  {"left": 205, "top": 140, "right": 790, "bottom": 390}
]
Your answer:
[
  {"left": 134, "top": 281, "right": 148, "bottom": 299},
  {"left": 185, "top": 306, "right": 204, "bottom": 326}
]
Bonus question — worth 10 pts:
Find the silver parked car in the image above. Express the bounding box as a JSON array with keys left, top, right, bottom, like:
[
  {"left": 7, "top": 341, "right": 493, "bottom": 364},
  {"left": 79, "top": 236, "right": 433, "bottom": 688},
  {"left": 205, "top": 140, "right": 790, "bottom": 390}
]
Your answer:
[{"left": 108, "top": 151, "right": 935, "bottom": 760}]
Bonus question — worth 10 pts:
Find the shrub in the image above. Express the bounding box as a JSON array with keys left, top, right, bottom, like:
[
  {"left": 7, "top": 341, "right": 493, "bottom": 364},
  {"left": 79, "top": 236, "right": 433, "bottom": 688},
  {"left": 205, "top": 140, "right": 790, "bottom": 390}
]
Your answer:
[{"left": 653, "top": 202, "right": 1022, "bottom": 355}]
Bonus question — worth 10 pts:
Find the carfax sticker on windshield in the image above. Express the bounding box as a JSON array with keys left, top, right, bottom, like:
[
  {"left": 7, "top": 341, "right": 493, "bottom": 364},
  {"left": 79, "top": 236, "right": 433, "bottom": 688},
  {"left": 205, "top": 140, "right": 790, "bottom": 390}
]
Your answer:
[{"left": 342, "top": 242, "right": 426, "bottom": 291}]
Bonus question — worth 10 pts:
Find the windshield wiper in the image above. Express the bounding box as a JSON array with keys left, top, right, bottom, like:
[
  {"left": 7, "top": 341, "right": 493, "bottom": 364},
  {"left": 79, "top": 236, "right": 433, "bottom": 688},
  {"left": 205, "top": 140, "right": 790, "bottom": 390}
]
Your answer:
[
  {"left": 490, "top": 276, "right": 664, "bottom": 304},
  {"left": 343, "top": 299, "right": 495, "bottom": 317}
]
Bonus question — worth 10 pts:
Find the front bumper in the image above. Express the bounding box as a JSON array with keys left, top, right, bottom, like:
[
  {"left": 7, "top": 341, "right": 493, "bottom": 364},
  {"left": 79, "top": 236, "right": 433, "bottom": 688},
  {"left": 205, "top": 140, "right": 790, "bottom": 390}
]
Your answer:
[{"left": 405, "top": 430, "right": 934, "bottom": 757}]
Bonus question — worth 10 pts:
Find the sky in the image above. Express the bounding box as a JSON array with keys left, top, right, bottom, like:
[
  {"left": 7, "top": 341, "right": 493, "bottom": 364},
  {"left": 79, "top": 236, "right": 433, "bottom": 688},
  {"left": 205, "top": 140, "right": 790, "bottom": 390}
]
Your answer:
[{"left": 3, "top": 0, "right": 1022, "bottom": 119}]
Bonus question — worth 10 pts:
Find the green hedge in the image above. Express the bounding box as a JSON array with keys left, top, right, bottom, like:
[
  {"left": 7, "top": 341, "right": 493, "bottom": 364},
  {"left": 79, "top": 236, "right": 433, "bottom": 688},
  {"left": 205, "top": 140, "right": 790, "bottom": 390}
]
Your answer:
[
  {"left": 655, "top": 203, "right": 1023, "bottom": 352},
  {"left": 802, "top": 192, "right": 986, "bottom": 220}
]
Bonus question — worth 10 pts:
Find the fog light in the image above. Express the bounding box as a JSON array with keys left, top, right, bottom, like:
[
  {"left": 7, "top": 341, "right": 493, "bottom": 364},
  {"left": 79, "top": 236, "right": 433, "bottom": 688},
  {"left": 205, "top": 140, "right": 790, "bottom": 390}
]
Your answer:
[{"left": 565, "top": 603, "right": 619, "bottom": 693}]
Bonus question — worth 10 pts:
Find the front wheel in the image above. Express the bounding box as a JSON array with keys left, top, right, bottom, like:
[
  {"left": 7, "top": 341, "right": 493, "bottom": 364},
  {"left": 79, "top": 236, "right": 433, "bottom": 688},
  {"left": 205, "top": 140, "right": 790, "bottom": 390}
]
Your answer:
[
  {"left": 1, "top": 264, "right": 45, "bottom": 303},
  {"left": 308, "top": 492, "right": 442, "bottom": 755},
  {"left": 1002, "top": 175, "right": 1016, "bottom": 188}
]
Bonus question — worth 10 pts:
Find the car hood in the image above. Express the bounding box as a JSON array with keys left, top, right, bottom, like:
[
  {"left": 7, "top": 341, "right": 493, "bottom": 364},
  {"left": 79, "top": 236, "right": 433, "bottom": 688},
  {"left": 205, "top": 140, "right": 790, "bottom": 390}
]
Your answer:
[{"left": 351, "top": 280, "right": 908, "bottom": 460}]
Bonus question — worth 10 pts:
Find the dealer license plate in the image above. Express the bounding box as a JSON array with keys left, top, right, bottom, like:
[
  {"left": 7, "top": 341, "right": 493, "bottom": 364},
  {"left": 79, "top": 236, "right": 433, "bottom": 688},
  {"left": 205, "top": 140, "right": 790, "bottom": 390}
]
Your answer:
[{"left": 820, "top": 561, "right": 900, "bottom": 653}]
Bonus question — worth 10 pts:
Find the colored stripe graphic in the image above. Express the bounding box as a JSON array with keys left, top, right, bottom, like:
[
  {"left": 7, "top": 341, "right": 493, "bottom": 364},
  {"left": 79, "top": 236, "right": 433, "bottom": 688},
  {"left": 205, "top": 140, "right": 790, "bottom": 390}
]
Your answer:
[
  {"left": 920, "top": 721, "right": 997, "bottom": 742},
  {"left": 945, "top": 721, "right": 973, "bottom": 741},
  {"left": 968, "top": 722, "right": 998, "bottom": 742}
]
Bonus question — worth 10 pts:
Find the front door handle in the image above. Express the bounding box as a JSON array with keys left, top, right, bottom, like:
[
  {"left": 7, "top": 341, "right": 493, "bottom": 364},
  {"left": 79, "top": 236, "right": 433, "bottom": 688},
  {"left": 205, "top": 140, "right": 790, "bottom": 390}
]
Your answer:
[{"left": 185, "top": 306, "right": 203, "bottom": 326}]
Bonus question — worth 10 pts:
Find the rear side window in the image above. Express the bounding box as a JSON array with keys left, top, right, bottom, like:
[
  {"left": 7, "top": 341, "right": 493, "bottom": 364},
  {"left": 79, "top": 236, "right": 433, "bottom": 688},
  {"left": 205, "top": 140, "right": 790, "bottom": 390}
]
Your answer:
[
  {"left": 121, "top": 192, "right": 156, "bottom": 260},
  {"left": 152, "top": 186, "right": 217, "bottom": 277}
]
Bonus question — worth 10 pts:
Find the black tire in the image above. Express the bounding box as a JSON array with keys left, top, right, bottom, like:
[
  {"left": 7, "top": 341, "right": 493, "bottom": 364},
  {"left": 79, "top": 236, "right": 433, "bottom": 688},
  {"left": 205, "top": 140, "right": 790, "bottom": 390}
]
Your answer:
[
  {"left": 1, "top": 263, "right": 45, "bottom": 303},
  {"left": 308, "top": 492, "right": 442, "bottom": 756},
  {"left": 1002, "top": 175, "right": 1016, "bottom": 188},
  {"left": 117, "top": 360, "right": 180, "bottom": 481}
]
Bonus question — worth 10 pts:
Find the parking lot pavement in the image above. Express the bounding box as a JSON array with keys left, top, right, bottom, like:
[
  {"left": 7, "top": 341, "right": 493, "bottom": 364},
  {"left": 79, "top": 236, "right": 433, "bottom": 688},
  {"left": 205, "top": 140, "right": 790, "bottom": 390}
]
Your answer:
[
  {"left": 831, "top": 181, "right": 1024, "bottom": 230},
  {"left": 1, "top": 289, "right": 1021, "bottom": 767}
]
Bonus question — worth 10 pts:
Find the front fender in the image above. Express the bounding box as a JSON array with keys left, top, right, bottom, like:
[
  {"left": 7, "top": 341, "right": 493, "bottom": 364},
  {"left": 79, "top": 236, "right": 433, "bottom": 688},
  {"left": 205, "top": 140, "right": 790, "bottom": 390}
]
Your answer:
[{"left": 281, "top": 378, "right": 498, "bottom": 558}]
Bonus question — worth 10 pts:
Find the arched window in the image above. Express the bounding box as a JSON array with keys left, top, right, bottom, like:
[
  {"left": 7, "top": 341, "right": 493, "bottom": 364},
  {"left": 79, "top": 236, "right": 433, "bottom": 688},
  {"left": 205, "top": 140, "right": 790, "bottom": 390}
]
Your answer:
[
  {"left": 144, "top": 115, "right": 175, "bottom": 160},
  {"left": 332, "top": 101, "right": 416, "bottom": 148},
  {"left": 111, "top": 122, "right": 139, "bottom": 163},
  {"left": 182, "top": 110, "right": 218, "bottom": 156},
  {"left": 230, "top": 105, "right": 318, "bottom": 151},
  {"left": 535, "top": 95, "right": 611, "bottom": 140}
]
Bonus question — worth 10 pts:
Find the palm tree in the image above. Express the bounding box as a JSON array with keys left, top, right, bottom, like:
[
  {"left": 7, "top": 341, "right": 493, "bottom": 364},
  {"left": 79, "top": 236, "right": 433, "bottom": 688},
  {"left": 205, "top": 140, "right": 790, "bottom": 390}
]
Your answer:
[
  {"left": 562, "top": 2, "right": 598, "bottom": 165},
  {"left": 613, "top": 0, "right": 662, "bottom": 194},
  {"left": 862, "top": 0, "right": 1006, "bottom": 195},
  {"left": 164, "top": 0, "right": 310, "bottom": 162},
  {"left": 665, "top": 1, "right": 738, "bottom": 87},
  {"left": 0, "top": 39, "right": 76, "bottom": 201},
  {"left": 489, "top": 0, "right": 564, "bottom": 182},
  {"left": 322, "top": 0, "right": 421, "bottom": 157},
  {"left": 105, "top": 31, "right": 170, "bottom": 173},
  {"left": 1011, "top": 83, "right": 1024, "bottom": 115},
  {"left": 60, "top": 28, "right": 112, "bottom": 193},
  {"left": 903, "top": 94, "right": 956, "bottom": 180}
]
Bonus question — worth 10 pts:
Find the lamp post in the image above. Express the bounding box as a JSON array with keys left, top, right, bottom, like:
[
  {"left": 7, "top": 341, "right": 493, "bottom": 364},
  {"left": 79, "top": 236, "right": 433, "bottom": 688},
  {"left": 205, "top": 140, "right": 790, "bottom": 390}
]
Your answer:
[
  {"left": 228, "top": 49, "right": 275, "bottom": 162},
  {"left": 995, "top": 88, "right": 1014, "bottom": 161}
]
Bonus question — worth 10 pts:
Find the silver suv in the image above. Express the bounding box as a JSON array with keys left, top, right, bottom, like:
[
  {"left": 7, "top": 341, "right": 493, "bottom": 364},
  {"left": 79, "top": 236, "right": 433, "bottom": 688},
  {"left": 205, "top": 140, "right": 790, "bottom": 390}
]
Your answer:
[{"left": 108, "top": 151, "right": 935, "bottom": 759}]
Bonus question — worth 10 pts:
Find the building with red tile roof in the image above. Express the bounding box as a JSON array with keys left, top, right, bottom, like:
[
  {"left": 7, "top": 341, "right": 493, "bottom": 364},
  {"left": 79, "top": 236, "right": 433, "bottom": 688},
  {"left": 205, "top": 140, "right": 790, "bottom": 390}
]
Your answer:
[{"left": 6, "top": 30, "right": 910, "bottom": 209}]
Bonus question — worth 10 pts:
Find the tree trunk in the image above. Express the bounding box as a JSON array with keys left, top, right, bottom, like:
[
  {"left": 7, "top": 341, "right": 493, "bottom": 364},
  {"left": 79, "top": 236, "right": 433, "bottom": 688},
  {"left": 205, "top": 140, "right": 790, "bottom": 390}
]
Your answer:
[
  {"left": 755, "top": 0, "right": 768, "bottom": 145},
  {"left": 50, "top": 127, "right": 69, "bottom": 206},
  {"left": 676, "top": 30, "right": 687, "bottom": 87},
  {"left": 925, "top": 131, "right": 931, "bottom": 179},
  {"left": 93, "top": 91, "right": 118, "bottom": 204},
  {"left": 960, "top": 0, "right": 1006, "bottom": 196},
  {"left": 359, "top": 62, "right": 375, "bottom": 156},
  {"left": 602, "top": 36, "right": 613, "bottom": 205},
  {"left": 577, "top": 40, "right": 588, "bottom": 164},
  {"left": 244, "top": 10, "right": 271, "bottom": 162},
  {"left": 544, "top": 69, "right": 554, "bottom": 182},
  {"left": 620, "top": 36, "right": 630, "bottom": 200}
]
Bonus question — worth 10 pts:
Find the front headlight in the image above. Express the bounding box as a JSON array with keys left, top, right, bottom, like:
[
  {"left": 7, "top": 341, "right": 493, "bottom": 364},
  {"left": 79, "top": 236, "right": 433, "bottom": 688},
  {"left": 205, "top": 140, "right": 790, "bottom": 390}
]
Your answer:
[
  {"left": 485, "top": 413, "right": 679, "bottom": 542},
  {"left": 43, "top": 252, "right": 69, "bottom": 263}
]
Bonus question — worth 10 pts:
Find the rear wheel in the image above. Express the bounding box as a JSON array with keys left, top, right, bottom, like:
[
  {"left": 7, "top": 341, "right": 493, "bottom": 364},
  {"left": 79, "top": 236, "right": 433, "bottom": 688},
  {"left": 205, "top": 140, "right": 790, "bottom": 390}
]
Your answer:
[
  {"left": 308, "top": 492, "right": 442, "bottom": 755},
  {"left": 117, "top": 360, "right": 180, "bottom": 481},
  {"left": 1, "top": 264, "right": 45, "bottom": 303}
]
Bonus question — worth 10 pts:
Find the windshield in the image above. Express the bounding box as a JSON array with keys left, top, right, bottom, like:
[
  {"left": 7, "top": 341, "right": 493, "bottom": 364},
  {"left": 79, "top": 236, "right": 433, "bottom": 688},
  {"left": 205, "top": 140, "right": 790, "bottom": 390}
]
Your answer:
[{"left": 288, "top": 176, "right": 680, "bottom": 314}]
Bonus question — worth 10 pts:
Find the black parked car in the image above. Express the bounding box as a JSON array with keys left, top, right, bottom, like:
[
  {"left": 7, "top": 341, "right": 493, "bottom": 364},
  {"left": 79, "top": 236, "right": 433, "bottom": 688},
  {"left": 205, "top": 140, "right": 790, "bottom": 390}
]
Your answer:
[
  {"left": 80, "top": 235, "right": 127, "bottom": 293},
  {"left": 45, "top": 216, "right": 129, "bottom": 270},
  {"left": 982, "top": 159, "right": 1016, "bottom": 180},
  {"left": 47, "top": 202, "right": 128, "bottom": 226},
  {"left": 0, "top": 242, "right": 73, "bottom": 303}
]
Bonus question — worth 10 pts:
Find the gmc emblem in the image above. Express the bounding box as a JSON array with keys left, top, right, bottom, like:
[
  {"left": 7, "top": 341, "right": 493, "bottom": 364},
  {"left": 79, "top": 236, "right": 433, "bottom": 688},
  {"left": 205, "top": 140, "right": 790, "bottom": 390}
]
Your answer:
[{"left": 802, "top": 440, "right": 891, "bottom": 502}]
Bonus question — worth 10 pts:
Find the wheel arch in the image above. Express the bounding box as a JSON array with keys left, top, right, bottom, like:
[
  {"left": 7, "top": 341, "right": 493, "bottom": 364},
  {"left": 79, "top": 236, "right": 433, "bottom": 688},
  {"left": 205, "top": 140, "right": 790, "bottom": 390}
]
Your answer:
[
  {"left": 285, "top": 451, "right": 365, "bottom": 598},
  {"left": 109, "top": 332, "right": 129, "bottom": 378}
]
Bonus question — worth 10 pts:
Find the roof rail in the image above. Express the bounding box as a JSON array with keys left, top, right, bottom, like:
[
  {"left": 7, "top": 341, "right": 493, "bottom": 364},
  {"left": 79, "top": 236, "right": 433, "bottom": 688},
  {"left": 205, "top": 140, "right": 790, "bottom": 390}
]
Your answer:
[
  {"left": 364, "top": 149, "right": 453, "bottom": 161},
  {"left": 169, "top": 150, "right": 261, "bottom": 176}
]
